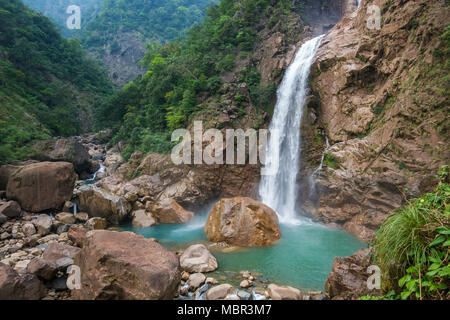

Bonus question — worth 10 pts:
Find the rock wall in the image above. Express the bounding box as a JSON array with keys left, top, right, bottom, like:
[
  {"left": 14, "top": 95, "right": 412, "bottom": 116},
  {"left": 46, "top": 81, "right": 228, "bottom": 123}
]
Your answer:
[{"left": 305, "top": 0, "right": 449, "bottom": 241}]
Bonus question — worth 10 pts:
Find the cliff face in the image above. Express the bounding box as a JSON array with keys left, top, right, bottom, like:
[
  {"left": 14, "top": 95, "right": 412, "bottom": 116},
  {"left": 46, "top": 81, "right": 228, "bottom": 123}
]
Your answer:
[{"left": 306, "top": 0, "right": 449, "bottom": 241}]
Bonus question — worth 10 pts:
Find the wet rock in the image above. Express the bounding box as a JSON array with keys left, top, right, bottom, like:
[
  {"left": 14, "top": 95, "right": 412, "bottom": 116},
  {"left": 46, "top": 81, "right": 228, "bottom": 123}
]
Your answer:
[
  {"left": 206, "top": 277, "right": 218, "bottom": 285},
  {"left": 237, "top": 290, "right": 251, "bottom": 300},
  {"left": 131, "top": 210, "right": 157, "bottom": 228},
  {"left": 62, "top": 201, "right": 74, "bottom": 213},
  {"left": 85, "top": 217, "right": 108, "bottom": 230},
  {"left": 267, "top": 284, "right": 303, "bottom": 300},
  {"left": 240, "top": 279, "right": 253, "bottom": 288},
  {"left": 0, "top": 262, "right": 44, "bottom": 300},
  {"left": 204, "top": 197, "right": 281, "bottom": 246},
  {"left": 189, "top": 273, "right": 206, "bottom": 291},
  {"left": 0, "top": 201, "right": 21, "bottom": 218},
  {"left": 147, "top": 198, "right": 194, "bottom": 224},
  {"left": 77, "top": 187, "right": 130, "bottom": 225},
  {"left": 73, "top": 230, "right": 180, "bottom": 300},
  {"left": 206, "top": 284, "right": 235, "bottom": 300},
  {"left": 325, "top": 248, "right": 376, "bottom": 299},
  {"left": 6, "top": 162, "right": 76, "bottom": 212},
  {"left": 56, "top": 224, "right": 71, "bottom": 235},
  {"left": 180, "top": 244, "right": 218, "bottom": 273}
]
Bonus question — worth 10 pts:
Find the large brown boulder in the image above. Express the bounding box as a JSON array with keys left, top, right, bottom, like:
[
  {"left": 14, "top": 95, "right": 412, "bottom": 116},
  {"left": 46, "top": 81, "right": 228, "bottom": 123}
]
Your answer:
[
  {"left": 147, "top": 198, "right": 194, "bottom": 224},
  {"left": 204, "top": 197, "right": 281, "bottom": 246},
  {"left": 32, "top": 138, "right": 91, "bottom": 174},
  {"left": 77, "top": 187, "right": 131, "bottom": 225},
  {"left": 325, "top": 248, "right": 379, "bottom": 300},
  {"left": 0, "top": 262, "right": 44, "bottom": 300},
  {"left": 6, "top": 162, "right": 76, "bottom": 212},
  {"left": 73, "top": 230, "right": 181, "bottom": 300}
]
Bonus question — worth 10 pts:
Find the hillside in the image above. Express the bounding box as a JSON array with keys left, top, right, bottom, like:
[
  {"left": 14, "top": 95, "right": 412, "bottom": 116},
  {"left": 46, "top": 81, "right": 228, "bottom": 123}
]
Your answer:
[{"left": 0, "top": 0, "right": 112, "bottom": 164}]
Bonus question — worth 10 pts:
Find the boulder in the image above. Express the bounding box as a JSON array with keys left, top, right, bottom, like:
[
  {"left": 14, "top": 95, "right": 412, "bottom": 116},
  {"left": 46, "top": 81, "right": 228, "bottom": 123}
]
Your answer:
[
  {"left": 56, "top": 212, "right": 76, "bottom": 225},
  {"left": 85, "top": 217, "right": 108, "bottom": 230},
  {"left": 0, "top": 200, "right": 21, "bottom": 218},
  {"left": 33, "top": 214, "right": 52, "bottom": 236},
  {"left": 147, "top": 198, "right": 194, "bottom": 224},
  {"left": 77, "top": 187, "right": 130, "bottom": 224},
  {"left": 325, "top": 248, "right": 377, "bottom": 299},
  {"left": 206, "top": 284, "right": 235, "bottom": 300},
  {"left": 180, "top": 244, "right": 218, "bottom": 273},
  {"left": 6, "top": 162, "right": 76, "bottom": 212},
  {"left": 0, "top": 262, "right": 44, "bottom": 300},
  {"left": 204, "top": 197, "right": 281, "bottom": 246},
  {"left": 73, "top": 230, "right": 180, "bottom": 300},
  {"left": 131, "top": 209, "right": 157, "bottom": 228},
  {"left": 32, "top": 138, "right": 91, "bottom": 174},
  {"left": 267, "top": 284, "right": 302, "bottom": 300}
]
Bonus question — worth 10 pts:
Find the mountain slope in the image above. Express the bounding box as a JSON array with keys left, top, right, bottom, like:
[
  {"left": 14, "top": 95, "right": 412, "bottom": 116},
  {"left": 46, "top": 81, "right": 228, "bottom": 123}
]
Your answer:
[{"left": 0, "top": 0, "right": 112, "bottom": 164}]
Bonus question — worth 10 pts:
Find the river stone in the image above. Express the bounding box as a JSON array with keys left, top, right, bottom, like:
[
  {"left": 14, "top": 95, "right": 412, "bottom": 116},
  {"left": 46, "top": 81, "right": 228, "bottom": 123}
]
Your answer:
[
  {"left": 206, "top": 284, "right": 235, "bottom": 300},
  {"left": 180, "top": 244, "right": 218, "bottom": 273},
  {"left": 75, "top": 212, "right": 89, "bottom": 223},
  {"left": 22, "top": 223, "right": 36, "bottom": 237},
  {"left": 77, "top": 187, "right": 130, "bottom": 225},
  {"left": 33, "top": 214, "right": 52, "bottom": 236},
  {"left": 55, "top": 212, "right": 76, "bottom": 225},
  {"left": 0, "top": 262, "right": 44, "bottom": 300},
  {"left": 147, "top": 198, "right": 194, "bottom": 224},
  {"left": 73, "top": 230, "right": 181, "bottom": 300},
  {"left": 0, "top": 201, "right": 21, "bottom": 218},
  {"left": 237, "top": 290, "right": 251, "bottom": 300},
  {"left": 188, "top": 273, "right": 206, "bottom": 291},
  {"left": 6, "top": 162, "right": 76, "bottom": 212},
  {"left": 85, "top": 217, "right": 108, "bottom": 230},
  {"left": 131, "top": 209, "right": 157, "bottom": 228},
  {"left": 204, "top": 197, "right": 281, "bottom": 246},
  {"left": 267, "top": 284, "right": 303, "bottom": 300}
]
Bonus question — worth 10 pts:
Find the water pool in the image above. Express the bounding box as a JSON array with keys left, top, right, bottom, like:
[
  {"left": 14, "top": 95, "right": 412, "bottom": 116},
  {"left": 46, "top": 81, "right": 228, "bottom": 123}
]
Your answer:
[{"left": 121, "top": 212, "right": 366, "bottom": 292}]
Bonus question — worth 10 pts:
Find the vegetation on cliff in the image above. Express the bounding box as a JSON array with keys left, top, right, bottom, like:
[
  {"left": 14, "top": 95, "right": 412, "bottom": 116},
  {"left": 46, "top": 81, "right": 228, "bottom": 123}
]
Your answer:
[
  {"left": 0, "top": 0, "right": 112, "bottom": 164},
  {"left": 94, "top": 0, "right": 307, "bottom": 159},
  {"left": 371, "top": 166, "right": 450, "bottom": 300}
]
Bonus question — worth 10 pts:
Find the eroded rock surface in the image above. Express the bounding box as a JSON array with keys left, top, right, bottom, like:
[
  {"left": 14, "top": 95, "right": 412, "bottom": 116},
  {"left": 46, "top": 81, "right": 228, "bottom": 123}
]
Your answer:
[{"left": 204, "top": 197, "right": 281, "bottom": 246}]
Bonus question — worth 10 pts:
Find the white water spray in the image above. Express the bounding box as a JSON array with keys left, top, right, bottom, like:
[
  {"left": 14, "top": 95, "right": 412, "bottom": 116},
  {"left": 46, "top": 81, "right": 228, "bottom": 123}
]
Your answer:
[{"left": 259, "top": 36, "right": 324, "bottom": 225}]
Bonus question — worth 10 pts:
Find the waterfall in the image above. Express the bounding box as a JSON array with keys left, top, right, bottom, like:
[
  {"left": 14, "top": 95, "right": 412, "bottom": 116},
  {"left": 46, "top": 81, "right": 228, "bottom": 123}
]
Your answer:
[{"left": 259, "top": 35, "right": 324, "bottom": 225}]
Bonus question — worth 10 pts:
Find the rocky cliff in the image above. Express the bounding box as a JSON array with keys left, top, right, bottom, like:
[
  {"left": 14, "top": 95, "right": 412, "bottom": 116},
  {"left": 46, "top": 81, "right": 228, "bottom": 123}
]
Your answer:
[{"left": 304, "top": 0, "right": 449, "bottom": 241}]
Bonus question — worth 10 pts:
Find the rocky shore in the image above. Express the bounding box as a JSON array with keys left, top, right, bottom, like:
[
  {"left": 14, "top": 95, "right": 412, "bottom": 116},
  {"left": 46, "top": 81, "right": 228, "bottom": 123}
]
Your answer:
[{"left": 1, "top": 131, "right": 355, "bottom": 300}]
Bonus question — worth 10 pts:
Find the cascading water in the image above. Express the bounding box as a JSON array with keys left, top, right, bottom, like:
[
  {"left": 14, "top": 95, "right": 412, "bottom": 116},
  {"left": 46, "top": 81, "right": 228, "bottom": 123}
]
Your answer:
[{"left": 259, "top": 35, "right": 324, "bottom": 225}]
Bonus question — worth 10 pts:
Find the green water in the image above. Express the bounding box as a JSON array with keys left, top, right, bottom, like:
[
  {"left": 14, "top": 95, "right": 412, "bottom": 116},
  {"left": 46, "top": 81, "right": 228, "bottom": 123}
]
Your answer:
[{"left": 122, "top": 213, "right": 366, "bottom": 291}]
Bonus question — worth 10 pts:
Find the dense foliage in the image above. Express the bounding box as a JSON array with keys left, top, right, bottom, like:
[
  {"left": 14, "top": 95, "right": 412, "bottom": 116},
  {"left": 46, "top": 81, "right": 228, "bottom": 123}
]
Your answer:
[
  {"left": 371, "top": 166, "right": 450, "bottom": 300},
  {"left": 94, "top": 0, "right": 303, "bottom": 159},
  {"left": 0, "top": 0, "right": 112, "bottom": 164},
  {"left": 80, "top": 0, "right": 217, "bottom": 52}
]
